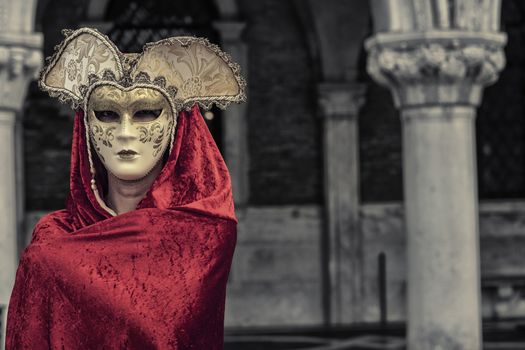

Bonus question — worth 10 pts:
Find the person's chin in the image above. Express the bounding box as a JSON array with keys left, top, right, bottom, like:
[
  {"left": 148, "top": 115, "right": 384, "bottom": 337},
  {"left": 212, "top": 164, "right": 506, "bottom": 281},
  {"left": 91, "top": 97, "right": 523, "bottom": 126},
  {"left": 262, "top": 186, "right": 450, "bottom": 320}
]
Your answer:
[{"left": 111, "top": 167, "right": 149, "bottom": 181}]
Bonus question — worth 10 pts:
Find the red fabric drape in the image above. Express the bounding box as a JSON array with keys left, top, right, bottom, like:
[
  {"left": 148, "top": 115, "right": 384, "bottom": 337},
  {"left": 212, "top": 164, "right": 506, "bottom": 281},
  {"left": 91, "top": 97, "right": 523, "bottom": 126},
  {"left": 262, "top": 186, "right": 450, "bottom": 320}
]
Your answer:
[{"left": 6, "top": 105, "right": 237, "bottom": 349}]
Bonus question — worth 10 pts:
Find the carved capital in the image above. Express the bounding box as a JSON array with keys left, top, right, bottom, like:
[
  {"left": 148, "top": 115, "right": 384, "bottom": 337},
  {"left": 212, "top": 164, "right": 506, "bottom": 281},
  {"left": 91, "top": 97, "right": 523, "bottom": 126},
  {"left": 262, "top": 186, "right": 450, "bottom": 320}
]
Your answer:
[
  {"left": 0, "top": 33, "right": 43, "bottom": 110},
  {"left": 366, "top": 31, "right": 506, "bottom": 108},
  {"left": 318, "top": 83, "right": 366, "bottom": 119},
  {"left": 0, "top": 47, "right": 41, "bottom": 80}
]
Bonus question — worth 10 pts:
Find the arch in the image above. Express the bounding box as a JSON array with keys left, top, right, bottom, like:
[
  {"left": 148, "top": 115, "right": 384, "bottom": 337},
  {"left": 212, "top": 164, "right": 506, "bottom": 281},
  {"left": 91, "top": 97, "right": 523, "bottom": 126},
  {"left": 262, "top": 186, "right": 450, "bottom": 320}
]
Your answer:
[
  {"left": 293, "top": 0, "right": 322, "bottom": 81},
  {"left": 306, "top": 0, "right": 370, "bottom": 81}
]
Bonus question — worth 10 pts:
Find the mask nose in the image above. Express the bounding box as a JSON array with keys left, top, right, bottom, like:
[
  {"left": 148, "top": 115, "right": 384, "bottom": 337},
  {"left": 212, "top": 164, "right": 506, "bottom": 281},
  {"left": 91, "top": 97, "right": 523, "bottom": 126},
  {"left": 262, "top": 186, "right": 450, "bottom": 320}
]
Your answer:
[{"left": 117, "top": 113, "right": 137, "bottom": 141}]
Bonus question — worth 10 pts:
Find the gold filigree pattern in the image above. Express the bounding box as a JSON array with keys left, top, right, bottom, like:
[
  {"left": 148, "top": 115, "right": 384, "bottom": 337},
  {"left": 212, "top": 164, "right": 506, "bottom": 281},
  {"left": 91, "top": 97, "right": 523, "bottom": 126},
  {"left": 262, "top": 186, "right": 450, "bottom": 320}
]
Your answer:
[
  {"left": 90, "top": 124, "right": 116, "bottom": 148},
  {"left": 40, "top": 29, "right": 123, "bottom": 106},
  {"left": 138, "top": 122, "right": 166, "bottom": 157}
]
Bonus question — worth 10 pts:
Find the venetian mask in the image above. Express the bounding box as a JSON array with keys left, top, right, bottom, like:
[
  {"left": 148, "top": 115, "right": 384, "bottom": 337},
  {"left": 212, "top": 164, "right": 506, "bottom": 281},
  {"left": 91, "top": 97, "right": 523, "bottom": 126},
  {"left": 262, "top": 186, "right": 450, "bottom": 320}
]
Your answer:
[{"left": 87, "top": 85, "right": 174, "bottom": 181}]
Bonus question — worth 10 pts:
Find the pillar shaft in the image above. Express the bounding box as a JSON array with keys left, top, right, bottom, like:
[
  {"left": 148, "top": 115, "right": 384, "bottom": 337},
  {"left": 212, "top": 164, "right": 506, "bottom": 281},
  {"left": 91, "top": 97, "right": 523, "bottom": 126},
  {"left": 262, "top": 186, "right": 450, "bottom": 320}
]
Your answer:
[
  {"left": 318, "top": 83, "right": 365, "bottom": 324},
  {"left": 0, "top": 111, "right": 17, "bottom": 304},
  {"left": 403, "top": 106, "right": 481, "bottom": 348},
  {"left": 0, "top": 109, "right": 24, "bottom": 349}
]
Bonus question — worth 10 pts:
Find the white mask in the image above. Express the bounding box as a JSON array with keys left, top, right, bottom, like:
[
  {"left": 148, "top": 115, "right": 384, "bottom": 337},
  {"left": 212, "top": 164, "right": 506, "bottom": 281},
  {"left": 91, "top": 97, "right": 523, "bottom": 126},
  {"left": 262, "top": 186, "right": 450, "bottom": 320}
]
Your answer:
[{"left": 87, "top": 85, "right": 174, "bottom": 181}]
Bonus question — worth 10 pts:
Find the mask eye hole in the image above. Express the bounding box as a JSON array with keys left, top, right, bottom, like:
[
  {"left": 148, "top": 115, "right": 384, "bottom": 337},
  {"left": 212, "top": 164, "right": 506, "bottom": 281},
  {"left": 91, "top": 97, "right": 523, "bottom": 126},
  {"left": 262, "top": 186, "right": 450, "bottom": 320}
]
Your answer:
[
  {"left": 134, "top": 109, "right": 162, "bottom": 122},
  {"left": 94, "top": 110, "right": 120, "bottom": 123}
]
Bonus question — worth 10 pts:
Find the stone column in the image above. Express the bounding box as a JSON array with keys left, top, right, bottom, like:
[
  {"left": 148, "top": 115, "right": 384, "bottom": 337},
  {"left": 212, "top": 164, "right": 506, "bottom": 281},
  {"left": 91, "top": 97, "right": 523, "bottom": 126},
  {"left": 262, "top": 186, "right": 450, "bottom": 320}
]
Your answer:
[
  {"left": 0, "top": 32, "right": 42, "bottom": 350},
  {"left": 318, "top": 83, "right": 365, "bottom": 324},
  {"left": 213, "top": 20, "right": 249, "bottom": 207},
  {"left": 366, "top": 1, "right": 506, "bottom": 348}
]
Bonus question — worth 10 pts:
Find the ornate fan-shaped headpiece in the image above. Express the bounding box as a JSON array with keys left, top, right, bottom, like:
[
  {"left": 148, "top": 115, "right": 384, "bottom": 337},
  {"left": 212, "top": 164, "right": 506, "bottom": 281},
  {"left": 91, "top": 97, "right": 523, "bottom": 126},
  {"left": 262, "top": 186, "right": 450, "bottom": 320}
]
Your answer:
[{"left": 39, "top": 27, "right": 246, "bottom": 114}]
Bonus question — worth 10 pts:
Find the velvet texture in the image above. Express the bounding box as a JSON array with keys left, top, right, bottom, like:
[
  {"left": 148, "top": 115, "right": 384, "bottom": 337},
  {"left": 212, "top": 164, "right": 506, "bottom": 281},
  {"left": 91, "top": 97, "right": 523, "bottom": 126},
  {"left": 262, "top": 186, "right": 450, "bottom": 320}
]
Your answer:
[{"left": 6, "top": 105, "right": 237, "bottom": 349}]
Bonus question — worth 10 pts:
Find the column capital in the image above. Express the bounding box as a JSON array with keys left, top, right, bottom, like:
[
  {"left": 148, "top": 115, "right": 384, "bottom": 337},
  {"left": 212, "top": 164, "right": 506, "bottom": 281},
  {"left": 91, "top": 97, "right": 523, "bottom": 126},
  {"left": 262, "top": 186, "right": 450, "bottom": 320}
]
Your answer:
[
  {"left": 366, "top": 31, "right": 506, "bottom": 108},
  {"left": 0, "top": 32, "right": 43, "bottom": 111},
  {"left": 317, "top": 83, "right": 366, "bottom": 119}
]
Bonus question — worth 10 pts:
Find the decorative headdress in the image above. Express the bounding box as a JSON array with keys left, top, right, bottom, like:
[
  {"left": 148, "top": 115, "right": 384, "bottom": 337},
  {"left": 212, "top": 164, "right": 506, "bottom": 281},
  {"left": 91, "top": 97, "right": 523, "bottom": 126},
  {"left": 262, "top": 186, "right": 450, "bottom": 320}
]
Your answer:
[{"left": 39, "top": 27, "right": 246, "bottom": 114}]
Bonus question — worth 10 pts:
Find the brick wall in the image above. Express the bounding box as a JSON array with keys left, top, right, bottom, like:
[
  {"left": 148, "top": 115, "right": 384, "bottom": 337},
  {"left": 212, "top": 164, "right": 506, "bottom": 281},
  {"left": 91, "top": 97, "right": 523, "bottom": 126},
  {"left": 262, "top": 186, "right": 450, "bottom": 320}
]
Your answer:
[
  {"left": 476, "top": 0, "right": 525, "bottom": 199},
  {"left": 23, "top": 84, "right": 73, "bottom": 210},
  {"left": 358, "top": 77, "right": 403, "bottom": 202},
  {"left": 24, "top": 0, "right": 88, "bottom": 211},
  {"left": 239, "top": 0, "right": 323, "bottom": 205}
]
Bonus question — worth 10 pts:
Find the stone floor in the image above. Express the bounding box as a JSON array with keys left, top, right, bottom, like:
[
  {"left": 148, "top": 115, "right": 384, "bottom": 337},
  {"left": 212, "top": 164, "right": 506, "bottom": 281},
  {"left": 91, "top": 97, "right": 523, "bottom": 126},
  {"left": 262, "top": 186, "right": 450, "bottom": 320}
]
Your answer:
[
  {"left": 224, "top": 335, "right": 525, "bottom": 350},
  {"left": 224, "top": 321, "right": 525, "bottom": 350}
]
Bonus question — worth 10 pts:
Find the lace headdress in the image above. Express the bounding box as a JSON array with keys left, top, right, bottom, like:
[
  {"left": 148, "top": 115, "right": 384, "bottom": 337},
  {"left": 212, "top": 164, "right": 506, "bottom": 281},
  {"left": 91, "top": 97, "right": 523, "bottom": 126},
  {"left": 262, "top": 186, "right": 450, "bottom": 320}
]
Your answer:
[{"left": 39, "top": 27, "right": 246, "bottom": 114}]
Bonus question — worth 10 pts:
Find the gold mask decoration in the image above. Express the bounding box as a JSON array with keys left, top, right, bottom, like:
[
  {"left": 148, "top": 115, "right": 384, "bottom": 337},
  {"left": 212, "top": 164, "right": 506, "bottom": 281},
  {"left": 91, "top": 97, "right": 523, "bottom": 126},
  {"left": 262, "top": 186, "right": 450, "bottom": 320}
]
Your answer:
[{"left": 38, "top": 27, "right": 246, "bottom": 215}]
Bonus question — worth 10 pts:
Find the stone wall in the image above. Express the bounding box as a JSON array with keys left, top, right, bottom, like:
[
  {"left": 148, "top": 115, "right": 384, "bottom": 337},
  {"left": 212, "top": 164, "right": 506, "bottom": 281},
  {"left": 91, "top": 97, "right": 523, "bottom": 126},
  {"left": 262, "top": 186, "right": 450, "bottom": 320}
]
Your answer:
[{"left": 225, "top": 206, "right": 323, "bottom": 326}]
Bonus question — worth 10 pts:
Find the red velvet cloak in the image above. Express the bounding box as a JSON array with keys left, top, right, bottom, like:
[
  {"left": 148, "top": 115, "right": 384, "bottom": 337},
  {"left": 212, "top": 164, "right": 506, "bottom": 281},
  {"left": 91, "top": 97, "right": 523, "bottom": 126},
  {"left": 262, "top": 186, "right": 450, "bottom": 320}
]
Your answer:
[{"left": 6, "top": 105, "right": 237, "bottom": 349}]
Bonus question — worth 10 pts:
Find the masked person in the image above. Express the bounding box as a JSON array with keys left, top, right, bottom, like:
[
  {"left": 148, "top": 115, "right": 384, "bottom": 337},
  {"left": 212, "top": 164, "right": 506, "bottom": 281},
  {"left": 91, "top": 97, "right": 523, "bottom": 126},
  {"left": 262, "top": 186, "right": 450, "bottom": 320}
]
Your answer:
[{"left": 6, "top": 27, "right": 245, "bottom": 349}]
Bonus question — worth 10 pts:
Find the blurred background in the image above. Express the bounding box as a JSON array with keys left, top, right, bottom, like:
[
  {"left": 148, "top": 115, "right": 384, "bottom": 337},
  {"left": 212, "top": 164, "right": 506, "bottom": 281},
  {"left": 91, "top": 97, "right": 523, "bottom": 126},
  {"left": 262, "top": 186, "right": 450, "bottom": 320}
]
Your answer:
[{"left": 2, "top": 0, "right": 525, "bottom": 349}]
